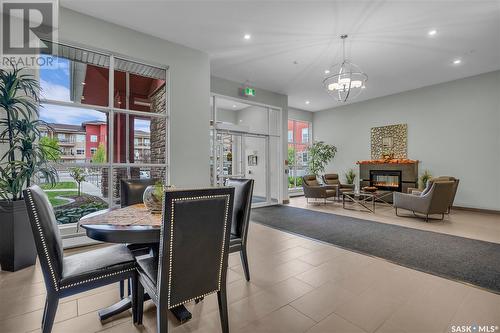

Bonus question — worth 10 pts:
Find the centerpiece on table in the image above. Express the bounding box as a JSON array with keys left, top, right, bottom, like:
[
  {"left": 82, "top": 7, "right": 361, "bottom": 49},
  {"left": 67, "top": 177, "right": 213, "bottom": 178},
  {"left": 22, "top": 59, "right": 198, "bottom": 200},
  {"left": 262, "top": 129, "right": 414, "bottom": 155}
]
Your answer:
[{"left": 143, "top": 181, "right": 165, "bottom": 213}]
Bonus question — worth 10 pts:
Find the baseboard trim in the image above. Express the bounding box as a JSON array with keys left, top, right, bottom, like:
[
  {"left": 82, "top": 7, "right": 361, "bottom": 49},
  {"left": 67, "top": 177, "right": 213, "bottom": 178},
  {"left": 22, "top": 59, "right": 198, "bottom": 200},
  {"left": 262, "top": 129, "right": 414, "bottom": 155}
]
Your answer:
[{"left": 453, "top": 206, "right": 500, "bottom": 215}]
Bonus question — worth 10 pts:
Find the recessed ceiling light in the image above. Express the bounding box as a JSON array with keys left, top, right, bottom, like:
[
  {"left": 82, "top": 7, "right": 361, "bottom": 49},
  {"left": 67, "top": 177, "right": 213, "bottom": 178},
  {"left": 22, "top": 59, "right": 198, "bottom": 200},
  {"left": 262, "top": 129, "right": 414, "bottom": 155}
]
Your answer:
[
  {"left": 453, "top": 59, "right": 462, "bottom": 65},
  {"left": 324, "top": 70, "right": 330, "bottom": 74},
  {"left": 305, "top": 101, "right": 310, "bottom": 105},
  {"left": 244, "top": 34, "right": 251, "bottom": 40},
  {"left": 428, "top": 29, "right": 437, "bottom": 36},
  {"left": 232, "top": 105, "right": 237, "bottom": 108}
]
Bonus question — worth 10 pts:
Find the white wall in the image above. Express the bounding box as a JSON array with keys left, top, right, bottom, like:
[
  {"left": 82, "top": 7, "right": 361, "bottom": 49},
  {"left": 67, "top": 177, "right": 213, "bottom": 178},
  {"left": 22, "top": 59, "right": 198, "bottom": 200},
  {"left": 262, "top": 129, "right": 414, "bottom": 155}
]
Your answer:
[
  {"left": 217, "top": 108, "right": 238, "bottom": 124},
  {"left": 211, "top": 76, "right": 289, "bottom": 201},
  {"left": 289, "top": 107, "right": 313, "bottom": 123},
  {"left": 313, "top": 71, "right": 500, "bottom": 210},
  {"left": 59, "top": 8, "right": 211, "bottom": 186}
]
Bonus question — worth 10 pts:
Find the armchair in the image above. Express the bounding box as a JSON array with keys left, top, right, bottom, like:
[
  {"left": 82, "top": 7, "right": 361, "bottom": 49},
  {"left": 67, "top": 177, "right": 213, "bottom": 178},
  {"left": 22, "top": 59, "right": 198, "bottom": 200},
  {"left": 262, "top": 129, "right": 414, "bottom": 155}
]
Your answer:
[
  {"left": 406, "top": 176, "right": 459, "bottom": 213},
  {"left": 394, "top": 181, "right": 455, "bottom": 221},
  {"left": 322, "top": 173, "right": 355, "bottom": 200},
  {"left": 302, "top": 175, "right": 337, "bottom": 203}
]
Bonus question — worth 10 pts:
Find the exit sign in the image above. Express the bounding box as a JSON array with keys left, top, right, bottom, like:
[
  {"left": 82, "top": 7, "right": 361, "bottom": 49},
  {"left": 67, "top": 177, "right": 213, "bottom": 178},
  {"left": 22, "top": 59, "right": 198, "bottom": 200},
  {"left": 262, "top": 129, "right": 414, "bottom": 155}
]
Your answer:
[{"left": 243, "top": 87, "right": 255, "bottom": 96}]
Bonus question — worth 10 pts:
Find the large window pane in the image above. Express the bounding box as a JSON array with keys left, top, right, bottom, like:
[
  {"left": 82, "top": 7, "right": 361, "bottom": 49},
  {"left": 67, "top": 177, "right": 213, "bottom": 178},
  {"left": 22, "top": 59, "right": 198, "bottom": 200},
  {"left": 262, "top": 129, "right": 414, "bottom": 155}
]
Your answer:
[
  {"left": 294, "top": 120, "right": 310, "bottom": 145},
  {"left": 288, "top": 119, "right": 311, "bottom": 192},
  {"left": 114, "top": 58, "right": 167, "bottom": 113},
  {"left": 112, "top": 113, "right": 166, "bottom": 164},
  {"left": 36, "top": 166, "right": 108, "bottom": 225},
  {"left": 40, "top": 44, "right": 110, "bottom": 107},
  {"left": 39, "top": 105, "right": 109, "bottom": 164}
]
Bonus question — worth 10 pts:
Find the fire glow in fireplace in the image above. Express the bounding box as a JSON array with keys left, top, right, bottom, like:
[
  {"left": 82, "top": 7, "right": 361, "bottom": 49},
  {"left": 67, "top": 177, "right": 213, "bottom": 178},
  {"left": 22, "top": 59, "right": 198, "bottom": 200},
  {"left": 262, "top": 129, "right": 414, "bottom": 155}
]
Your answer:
[{"left": 370, "top": 170, "right": 402, "bottom": 192}]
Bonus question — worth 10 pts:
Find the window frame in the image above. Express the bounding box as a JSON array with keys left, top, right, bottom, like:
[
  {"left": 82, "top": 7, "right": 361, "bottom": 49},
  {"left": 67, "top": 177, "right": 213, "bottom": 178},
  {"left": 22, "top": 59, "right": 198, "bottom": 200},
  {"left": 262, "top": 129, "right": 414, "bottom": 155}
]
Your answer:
[{"left": 39, "top": 40, "right": 170, "bottom": 241}]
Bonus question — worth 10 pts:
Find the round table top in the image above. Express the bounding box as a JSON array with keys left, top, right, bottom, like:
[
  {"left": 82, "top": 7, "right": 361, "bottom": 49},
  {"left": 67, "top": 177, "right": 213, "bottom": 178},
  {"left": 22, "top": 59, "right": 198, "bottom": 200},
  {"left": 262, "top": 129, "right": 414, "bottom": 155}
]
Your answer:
[{"left": 81, "top": 208, "right": 161, "bottom": 244}]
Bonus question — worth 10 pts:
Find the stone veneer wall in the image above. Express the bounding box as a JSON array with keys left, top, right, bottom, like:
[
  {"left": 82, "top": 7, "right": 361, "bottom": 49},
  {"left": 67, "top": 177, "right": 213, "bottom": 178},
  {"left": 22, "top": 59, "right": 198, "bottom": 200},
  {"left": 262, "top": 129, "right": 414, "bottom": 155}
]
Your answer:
[{"left": 150, "top": 85, "right": 167, "bottom": 182}]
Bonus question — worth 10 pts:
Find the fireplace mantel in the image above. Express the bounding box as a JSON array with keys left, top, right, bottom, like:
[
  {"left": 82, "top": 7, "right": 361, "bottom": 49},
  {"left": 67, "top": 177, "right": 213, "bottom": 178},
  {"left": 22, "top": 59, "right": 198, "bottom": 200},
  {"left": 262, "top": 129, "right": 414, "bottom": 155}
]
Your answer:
[{"left": 357, "top": 159, "right": 418, "bottom": 165}]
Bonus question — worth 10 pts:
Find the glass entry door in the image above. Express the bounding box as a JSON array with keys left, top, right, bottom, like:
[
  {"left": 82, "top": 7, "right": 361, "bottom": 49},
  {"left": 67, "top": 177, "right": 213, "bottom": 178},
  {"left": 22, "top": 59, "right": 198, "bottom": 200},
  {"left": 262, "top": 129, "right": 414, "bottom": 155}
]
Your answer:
[
  {"left": 210, "top": 95, "right": 281, "bottom": 207},
  {"left": 214, "top": 132, "right": 270, "bottom": 206}
]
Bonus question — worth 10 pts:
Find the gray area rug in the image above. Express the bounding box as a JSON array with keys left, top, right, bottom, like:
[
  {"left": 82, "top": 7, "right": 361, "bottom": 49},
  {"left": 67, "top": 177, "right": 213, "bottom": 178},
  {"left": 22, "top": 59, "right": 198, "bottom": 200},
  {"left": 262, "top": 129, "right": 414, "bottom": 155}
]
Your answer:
[{"left": 251, "top": 205, "right": 500, "bottom": 293}]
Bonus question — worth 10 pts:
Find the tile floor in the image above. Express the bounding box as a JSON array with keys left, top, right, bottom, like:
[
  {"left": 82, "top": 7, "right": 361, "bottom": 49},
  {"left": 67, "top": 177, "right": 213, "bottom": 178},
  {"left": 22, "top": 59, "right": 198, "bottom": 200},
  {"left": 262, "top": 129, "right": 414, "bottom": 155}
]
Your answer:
[{"left": 0, "top": 200, "right": 499, "bottom": 333}]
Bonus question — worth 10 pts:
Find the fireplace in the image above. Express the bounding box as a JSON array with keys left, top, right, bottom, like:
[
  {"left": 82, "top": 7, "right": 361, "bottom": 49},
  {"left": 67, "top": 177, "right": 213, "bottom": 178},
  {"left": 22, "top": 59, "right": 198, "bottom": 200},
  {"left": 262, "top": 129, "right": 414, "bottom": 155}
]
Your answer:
[
  {"left": 358, "top": 160, "right": 418, "bottom": 199},
  {"left": 370, "top": 170, "right": 402, "bottom": 192}
]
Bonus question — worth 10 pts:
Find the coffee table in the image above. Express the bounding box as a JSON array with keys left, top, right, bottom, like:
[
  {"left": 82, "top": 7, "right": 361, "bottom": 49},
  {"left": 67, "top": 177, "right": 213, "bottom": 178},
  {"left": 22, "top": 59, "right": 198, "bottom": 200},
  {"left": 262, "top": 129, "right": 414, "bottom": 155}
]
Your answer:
[{"left": 342, "top": 190, "right": 393, "bottom": 213}]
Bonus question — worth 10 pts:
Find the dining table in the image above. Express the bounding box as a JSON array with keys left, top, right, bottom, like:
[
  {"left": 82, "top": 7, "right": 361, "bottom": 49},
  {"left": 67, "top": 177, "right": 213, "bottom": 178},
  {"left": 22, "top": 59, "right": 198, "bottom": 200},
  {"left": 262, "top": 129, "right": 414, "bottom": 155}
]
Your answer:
[{"left": 79, "top": 204, "right": 193, "bottom": 323}]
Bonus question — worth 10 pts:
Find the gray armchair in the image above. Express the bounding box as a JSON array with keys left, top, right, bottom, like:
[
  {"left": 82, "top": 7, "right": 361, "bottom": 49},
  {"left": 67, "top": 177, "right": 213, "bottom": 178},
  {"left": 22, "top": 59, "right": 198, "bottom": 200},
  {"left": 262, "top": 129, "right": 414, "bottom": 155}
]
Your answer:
[
  {"left": 407, "top": 176, "right": 459, "bottom": 213},
  {"left": 322, "top": 173, "right": 355, "bottom": 200},
  {"left": 302, "top": 175, "right": 337, "bottom": 203},
  {"left": 394, "top": 181, "right": 455, "bottom": 221}
]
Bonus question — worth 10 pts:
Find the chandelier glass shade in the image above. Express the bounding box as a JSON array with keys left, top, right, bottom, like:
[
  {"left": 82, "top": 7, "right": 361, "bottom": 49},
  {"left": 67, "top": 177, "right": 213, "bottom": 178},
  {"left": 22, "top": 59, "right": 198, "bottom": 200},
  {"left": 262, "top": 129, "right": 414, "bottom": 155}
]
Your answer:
[{"left": 323, "top": 35, "right": 368, "bottom": 102}]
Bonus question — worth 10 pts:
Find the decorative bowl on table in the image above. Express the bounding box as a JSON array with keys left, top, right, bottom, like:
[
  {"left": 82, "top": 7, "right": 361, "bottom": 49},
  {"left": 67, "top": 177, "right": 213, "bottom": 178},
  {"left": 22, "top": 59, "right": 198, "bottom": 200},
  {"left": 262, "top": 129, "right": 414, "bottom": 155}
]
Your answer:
[
  {"left": 143, "top": 184, "right": 164, "bottom": 213},
  {"left": 362, "top": 186, "right": 378, "bottom": 192}
]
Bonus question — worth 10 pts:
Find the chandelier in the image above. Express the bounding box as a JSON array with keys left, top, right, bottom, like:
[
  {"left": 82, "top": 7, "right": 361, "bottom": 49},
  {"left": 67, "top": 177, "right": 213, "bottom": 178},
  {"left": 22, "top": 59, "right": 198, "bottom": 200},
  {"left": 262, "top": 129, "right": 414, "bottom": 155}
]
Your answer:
[{"left": 323, "top": 34, "right": 368, "bottom": 102}]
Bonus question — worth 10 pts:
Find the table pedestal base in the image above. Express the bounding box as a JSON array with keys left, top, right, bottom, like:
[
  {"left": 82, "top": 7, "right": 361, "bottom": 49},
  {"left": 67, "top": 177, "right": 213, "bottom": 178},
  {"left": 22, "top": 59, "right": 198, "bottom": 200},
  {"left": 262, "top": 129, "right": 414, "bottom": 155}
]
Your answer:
[{"left": 98, "top": 293, "right": 192, "bottom": 323}]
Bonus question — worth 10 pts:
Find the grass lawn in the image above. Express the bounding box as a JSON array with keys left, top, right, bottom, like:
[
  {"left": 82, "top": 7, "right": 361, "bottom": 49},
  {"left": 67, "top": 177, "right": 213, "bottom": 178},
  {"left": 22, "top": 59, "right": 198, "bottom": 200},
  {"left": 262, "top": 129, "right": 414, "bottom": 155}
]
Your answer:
[
  {"left": 40, "top": 181, "right": 77, "bottom": 190},
  {"left": 44, "top": 191, "right": 79, "bottom": 207}
]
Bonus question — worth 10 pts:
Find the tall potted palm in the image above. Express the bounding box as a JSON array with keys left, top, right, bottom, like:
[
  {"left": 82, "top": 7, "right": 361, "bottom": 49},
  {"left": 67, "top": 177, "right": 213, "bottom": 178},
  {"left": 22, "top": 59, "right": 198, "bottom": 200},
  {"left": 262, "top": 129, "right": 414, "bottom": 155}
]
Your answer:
[{"left": 0, "top": 65, "right": 59, "bottom": 271}]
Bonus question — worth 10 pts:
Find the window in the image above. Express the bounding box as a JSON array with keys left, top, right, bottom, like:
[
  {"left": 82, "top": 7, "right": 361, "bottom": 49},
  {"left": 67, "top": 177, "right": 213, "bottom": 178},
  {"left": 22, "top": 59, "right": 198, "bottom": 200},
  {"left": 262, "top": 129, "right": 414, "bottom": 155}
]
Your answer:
[
  {"left": 301, "top": 128, "right": 309, "bottom": 143},
  {"left": 35, "top": 41, "right": 168, "bottom": 241},
  {"left": 144, "top": 138, "right": 150, "bottom": 146},
  {"left": 287, "top": 119, "right": 312, "bottom": 191}
]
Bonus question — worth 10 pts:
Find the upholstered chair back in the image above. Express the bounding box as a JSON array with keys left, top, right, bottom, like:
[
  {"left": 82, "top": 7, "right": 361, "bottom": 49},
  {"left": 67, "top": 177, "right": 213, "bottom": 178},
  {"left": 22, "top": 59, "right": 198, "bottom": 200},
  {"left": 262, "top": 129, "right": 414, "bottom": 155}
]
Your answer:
[
  {"left": 23, "top": 186, "right": 64, "bottom": 292},
  {"left": 303, "top": 175, "right": 319, "bottom": 186},
  {"left": 426, "top": 181, "right": 455, "bottom": 214},
  {"left": 158, "top": 187, "right": 234, "bottom": 309},
  {"left": 323, "top": 174, "right": 340, "bottom": 186},
  {"left": 225, "top": 178, "right": 254, "bottom": 239},
  {"left": 120, "top": 178, "right": 158, "bottom": 207},
  {"left": 421, "top": 176, "right": 458, "bottom": 198}
]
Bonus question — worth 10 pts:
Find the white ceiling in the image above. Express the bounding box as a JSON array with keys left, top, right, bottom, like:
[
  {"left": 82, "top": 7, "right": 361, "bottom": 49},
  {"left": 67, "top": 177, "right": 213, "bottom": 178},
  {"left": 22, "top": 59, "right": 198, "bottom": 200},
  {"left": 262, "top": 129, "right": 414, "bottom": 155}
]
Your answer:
[{"left": 62, "top": 1, "right": 500, "bottom": 112}]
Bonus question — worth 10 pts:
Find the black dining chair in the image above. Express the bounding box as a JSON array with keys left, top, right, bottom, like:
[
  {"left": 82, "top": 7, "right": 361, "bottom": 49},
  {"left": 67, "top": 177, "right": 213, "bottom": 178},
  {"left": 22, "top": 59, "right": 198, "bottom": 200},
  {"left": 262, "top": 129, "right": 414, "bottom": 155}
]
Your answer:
[
  {"left": 134, "top": 187, "right": 234, "bottom": 333},
  {"left": 23, "top": 185, "right": 139, "bottom": 333},
  {"left": 119, "top": 178, "right": 158, "bottom": 298},
  {"left": 225, "top": 178, "right": 254, "bottom": 281}
]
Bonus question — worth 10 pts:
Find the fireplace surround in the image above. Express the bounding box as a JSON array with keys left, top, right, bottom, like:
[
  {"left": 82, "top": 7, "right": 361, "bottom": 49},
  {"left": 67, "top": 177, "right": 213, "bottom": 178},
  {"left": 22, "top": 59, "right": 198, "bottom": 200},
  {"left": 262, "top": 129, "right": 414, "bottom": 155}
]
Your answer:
[{"left": 358, "top": 160, "right": 418, "bottom": 197}]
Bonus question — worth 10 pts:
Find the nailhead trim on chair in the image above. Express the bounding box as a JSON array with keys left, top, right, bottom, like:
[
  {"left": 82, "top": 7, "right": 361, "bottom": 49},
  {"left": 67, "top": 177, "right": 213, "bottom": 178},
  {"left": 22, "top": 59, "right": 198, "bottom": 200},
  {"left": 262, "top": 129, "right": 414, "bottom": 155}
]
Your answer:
[
  {"left": 26, "top": 189, "right": 60, "bottom": 291},
  {"left": 60, "top": 267, "right": 135, "bottom": 289},
  {"left": 163, "top": 194, "right": 231, "bottom": 309}
]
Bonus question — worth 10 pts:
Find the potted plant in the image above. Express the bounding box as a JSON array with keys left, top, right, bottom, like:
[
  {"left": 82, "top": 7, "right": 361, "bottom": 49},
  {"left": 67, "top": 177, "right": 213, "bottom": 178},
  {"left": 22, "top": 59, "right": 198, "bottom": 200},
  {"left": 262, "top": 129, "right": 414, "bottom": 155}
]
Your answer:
[
  {"left": 419, "top": 170, "right": 432, "bottom": 190},
  {"left": 307, "top": 141, "right": 337, "bottom": 179},
  {"left": 345, "top": 169, "right": 356, "bottom": 185},
  {"left": 0, "top": 65, "right": 59, "bottom": 271}
]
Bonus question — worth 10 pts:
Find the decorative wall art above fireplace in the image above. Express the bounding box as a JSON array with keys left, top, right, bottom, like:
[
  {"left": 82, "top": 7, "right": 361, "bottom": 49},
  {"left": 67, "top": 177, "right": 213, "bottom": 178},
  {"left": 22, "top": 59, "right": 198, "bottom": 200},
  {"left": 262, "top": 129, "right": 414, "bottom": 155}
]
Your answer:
[{"left": 371, "top": 124, "right": 408, "bottom": 159}]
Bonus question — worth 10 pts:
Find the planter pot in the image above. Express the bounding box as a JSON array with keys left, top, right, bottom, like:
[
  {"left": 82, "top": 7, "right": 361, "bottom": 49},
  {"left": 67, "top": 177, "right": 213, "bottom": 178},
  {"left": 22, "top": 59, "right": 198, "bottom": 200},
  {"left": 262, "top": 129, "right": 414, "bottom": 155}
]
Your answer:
[{"left": 0, "top": 200, "right": 37, "bottom": 272}]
